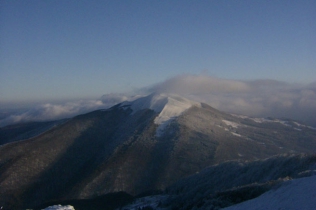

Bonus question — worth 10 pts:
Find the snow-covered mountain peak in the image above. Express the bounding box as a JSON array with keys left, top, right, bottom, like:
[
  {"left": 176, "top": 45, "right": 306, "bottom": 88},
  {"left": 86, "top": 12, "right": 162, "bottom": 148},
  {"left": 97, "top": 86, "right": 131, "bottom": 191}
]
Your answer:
[
  {"left": 153, "top": 94, "right": 201, "bottom": 124},
  {"left": 124, "top": 93, "right": 169, "bottom": 113},
  {"left": 123, "top": 93, "right": 200, "bottom": 114},
  {"left": 121, "top": 93, "right": 201, "bottom": 136}
]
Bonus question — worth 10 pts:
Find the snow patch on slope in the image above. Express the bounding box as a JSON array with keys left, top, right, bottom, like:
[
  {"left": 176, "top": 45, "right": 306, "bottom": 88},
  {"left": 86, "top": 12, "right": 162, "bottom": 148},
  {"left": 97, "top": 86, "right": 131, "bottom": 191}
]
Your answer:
[
  {"left": 223, "top": 175, "right": 316, "bottom": 210},
  {"left": 222, "top": 120, "right": 239, "bottom": 128},
  {"left": 233, "top": 114, "right": 316, "bottom": 130},
  {"left": 43, "top": 205, "right": 75, "bottom": 210},
  {"left": 231, "top": 132, "right": 242, "bottom": 137},
  {"left": 122, "top": 93, "right": 201, "bottom": 136}
]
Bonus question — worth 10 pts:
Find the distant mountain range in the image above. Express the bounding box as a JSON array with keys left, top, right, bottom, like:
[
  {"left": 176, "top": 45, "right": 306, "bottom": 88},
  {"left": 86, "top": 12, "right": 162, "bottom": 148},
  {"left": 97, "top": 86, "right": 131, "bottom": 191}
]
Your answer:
[{"left": 0, "top": 93, "right": 315, "bottom": 209}]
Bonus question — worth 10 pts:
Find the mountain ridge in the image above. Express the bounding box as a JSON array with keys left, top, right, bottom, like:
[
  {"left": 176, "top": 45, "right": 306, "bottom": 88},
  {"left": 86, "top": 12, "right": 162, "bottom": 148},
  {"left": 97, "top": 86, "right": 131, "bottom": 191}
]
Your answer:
[{"left": 0, "top": 93, "right": 315, "bottom": 209}]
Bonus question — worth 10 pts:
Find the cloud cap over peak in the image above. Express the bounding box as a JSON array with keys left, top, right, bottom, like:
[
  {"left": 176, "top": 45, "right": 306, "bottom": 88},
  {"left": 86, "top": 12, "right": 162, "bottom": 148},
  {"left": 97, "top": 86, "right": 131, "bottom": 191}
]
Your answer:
[{"left": 143, "top": 74, "right": 316, "bottom": 126}]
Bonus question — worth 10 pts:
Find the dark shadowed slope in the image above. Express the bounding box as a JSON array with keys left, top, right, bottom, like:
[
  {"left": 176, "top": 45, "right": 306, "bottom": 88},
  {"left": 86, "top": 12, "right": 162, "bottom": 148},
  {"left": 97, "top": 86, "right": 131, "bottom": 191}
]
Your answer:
[
  {"left": 0, "top": 105, "right": 158, "bottom": 208},
  {"left": 0, "top": 119, "right": 66, "bottom": 145},
  {"left": 120, "top": 154, "right": 316, "bottom": 210}
]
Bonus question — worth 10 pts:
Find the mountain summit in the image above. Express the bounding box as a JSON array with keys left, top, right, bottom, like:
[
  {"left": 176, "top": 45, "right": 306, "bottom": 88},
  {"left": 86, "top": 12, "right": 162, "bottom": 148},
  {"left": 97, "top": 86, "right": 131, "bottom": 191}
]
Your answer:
[
  {"left": 0, "top": 93, "right": 315, "bottom": 209},
  {"left": 121, "top": 93, "right": 201, "bottom": 136}
]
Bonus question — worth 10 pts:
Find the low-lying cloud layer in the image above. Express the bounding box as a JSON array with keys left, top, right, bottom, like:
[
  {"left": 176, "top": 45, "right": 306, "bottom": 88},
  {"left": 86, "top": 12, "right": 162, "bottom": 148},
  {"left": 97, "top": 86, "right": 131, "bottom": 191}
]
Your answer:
[
  {"left": 1, "top": 74, "right": 316, "bottom": 127},
  {"left": 0, "top": 97, "right": 123, "bottom": 127},
  {"left": 0, "top": 93, "right": 143, "bottom": 127}
]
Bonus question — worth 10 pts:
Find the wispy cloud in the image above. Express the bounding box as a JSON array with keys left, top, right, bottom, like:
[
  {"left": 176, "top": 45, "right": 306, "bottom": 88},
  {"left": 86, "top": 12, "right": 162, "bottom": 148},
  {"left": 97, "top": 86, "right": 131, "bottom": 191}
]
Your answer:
[{"left": 144, "top": 74, "right": 316, "bottom": 126}]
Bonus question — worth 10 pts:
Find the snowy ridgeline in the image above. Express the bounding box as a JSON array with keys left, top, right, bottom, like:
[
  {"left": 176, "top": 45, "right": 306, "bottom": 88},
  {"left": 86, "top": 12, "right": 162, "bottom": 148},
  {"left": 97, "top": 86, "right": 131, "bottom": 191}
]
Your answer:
[
  {"left": 223, "top": 175, "right": 316, "bottom": 210},
  {"left": 232, "top": 114, "right": 316, "bottom": 130},
  {"left": 119, "top": 93, "right": 316, "bottom": 137},
  {"left": 42, "top": 205, "right": 75, "bottom": 210},
  {"left": 121, "top": 93, "right": 201, "bottom": 136}
]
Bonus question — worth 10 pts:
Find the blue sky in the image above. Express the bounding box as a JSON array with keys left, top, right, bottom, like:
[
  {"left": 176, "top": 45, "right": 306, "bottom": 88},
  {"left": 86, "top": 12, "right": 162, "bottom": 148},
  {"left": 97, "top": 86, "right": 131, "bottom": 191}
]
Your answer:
[{"left": 1, "top": 0, "right": 315, "bottom": 103}]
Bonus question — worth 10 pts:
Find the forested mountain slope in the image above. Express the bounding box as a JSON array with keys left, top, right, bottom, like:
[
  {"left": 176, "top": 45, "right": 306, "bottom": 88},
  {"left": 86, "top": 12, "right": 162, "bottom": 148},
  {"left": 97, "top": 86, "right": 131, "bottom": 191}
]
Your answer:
[{"left": 0, "top": 93, "right": 315, "bottom": 209}]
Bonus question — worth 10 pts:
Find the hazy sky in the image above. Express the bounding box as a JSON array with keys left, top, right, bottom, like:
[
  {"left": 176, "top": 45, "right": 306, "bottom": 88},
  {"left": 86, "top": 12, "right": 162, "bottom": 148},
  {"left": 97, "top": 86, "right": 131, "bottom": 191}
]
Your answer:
[{"left": 1, "top": 0, "right": 315, "bottom": 103}]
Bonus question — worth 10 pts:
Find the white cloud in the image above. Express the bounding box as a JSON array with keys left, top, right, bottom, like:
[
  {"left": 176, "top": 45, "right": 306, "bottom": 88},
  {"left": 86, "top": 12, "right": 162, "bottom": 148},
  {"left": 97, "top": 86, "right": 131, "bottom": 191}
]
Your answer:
[
  {"left": 144, "top": 74, "right": 316, "bottom": 126},
  {"left": 0, "top": 95, "right": 134, "bottom": 127}
]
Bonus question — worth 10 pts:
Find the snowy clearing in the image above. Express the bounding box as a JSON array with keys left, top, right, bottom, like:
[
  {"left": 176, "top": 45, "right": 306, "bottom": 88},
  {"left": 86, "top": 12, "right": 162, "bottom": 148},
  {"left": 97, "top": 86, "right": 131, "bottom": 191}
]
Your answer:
[{"left": 223, "top": 175, "right": 316, "bottom": 210}]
